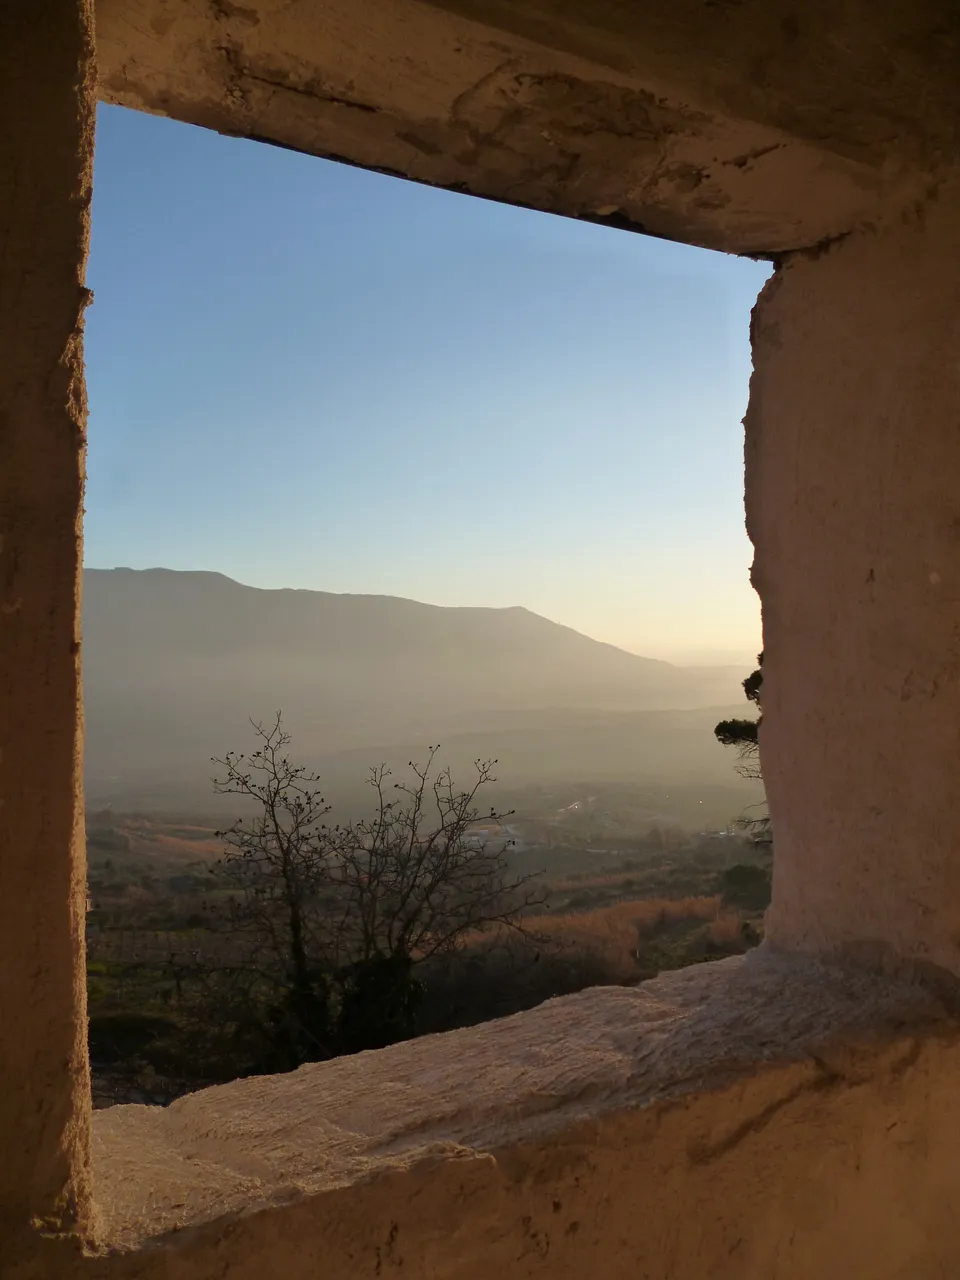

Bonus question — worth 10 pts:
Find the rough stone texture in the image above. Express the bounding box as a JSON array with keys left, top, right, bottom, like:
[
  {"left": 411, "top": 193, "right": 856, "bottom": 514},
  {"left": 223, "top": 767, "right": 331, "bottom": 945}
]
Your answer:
[
  {"left": 0, "top": 0, "right": 97, "bottom": 1258},
  {"left": 51, "top": 950, "right": 960, "bottom": 1278},
  {"left": 94, "top": 0, "right": 915, "bottom": 256},
  {"left": 748, "top": 180, "right": 960, "bottom": 982},
  {"left": 427, "top": 0, "right": 960, "bottom": 169}
]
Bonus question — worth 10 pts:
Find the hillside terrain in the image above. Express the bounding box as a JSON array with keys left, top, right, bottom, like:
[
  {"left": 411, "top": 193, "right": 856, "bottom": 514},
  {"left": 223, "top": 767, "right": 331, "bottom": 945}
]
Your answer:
[{"left": 83, "top": 568, "right": 753, "bottom": 813}]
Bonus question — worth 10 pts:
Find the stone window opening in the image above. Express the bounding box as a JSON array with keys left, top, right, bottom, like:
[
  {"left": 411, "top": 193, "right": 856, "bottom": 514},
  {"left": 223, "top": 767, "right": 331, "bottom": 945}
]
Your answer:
[
  {"left": 80, "top": 94, "right": 771, "bottom": 1112},
  {"left": 4, "top": 2, "right": 960, "bottom": 1275}
]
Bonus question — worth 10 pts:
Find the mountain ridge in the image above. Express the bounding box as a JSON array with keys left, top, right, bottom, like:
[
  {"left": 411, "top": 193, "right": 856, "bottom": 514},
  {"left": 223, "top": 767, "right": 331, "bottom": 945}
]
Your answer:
[
  {"left": 83, "top": 567, "right": 677, "bottom": 667},
  {"left": 82, "top": 568, "right": 747, "bottom": 807}
]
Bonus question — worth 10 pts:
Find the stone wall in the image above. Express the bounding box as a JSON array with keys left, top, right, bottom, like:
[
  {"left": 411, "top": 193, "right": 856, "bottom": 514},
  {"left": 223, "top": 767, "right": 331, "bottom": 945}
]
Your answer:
[
  {"left": 749, "top": 185, "right": 960, "bottom": 983},
  {"left": 94, "top": 0, "right": 902, "bottom": 255},
  {"left": 0, "top": 0, "right": 97, "bottom": 1258}
]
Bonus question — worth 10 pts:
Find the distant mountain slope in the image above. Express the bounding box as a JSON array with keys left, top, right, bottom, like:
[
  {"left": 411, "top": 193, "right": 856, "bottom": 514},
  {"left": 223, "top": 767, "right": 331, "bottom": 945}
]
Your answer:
[
  {"left": 85, "top": 705, "right": 761, "bottom": 825},
  {"left": 82, "top": 568, "right": 745, "bottom": 800}
]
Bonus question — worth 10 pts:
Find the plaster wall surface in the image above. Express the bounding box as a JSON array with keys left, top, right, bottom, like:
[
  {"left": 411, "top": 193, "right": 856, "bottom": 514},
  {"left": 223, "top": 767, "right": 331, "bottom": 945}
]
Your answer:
[
  {"left": 0, "top": 0, "right": 97, "bottom": 1257},
  {"left": 94, "top": 0, "right": 913, "bottom": 256},
  {"left": 748, "top": 185, "right": 960, "bottom": 981}
]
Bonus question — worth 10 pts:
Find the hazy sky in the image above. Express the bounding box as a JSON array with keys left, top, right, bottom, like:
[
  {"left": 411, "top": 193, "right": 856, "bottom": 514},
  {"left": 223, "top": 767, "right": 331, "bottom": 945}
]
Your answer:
[{"left": 85, "top": 105, "right": 770, "bottom": 663}]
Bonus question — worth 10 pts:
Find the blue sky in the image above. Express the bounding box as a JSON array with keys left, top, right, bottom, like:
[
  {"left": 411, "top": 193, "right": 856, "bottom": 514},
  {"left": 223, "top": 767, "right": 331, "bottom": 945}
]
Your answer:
[{"left": 85, "top": 105, "right": 770, "bottom": 662}]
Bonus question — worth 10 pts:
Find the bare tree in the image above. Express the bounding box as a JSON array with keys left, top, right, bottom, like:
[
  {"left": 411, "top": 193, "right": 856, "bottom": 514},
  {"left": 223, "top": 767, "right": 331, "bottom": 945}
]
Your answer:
[
  {"left": 211, "top": 714, "right": 339, "bottom": 1064},
  {"left": 210, "top": 715, "right": 543, "bottom": 1060},
  {"left": 328, "top": 749, "right": 541, "bottom": 963}
]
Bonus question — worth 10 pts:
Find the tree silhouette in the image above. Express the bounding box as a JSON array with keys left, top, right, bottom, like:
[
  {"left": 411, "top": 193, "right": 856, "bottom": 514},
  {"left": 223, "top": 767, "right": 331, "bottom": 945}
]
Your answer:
[
  {"left": 715, "top": 655, "right": 771, "bottom": 845},
  {"left": 210, "top": 714, "right": 543, "bottom": 1064}
]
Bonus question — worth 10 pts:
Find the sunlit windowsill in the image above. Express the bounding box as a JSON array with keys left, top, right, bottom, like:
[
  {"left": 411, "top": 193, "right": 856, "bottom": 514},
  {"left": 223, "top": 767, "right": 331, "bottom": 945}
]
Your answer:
[{"left": 90, "top": 948, "right": 945, "bottom": 1270}]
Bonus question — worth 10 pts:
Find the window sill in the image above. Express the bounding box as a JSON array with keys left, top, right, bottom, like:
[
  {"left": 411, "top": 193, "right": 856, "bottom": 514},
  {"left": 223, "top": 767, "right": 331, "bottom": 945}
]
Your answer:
[{"left": 90, "top": 948, "right": 950, "bottom": 1276}]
